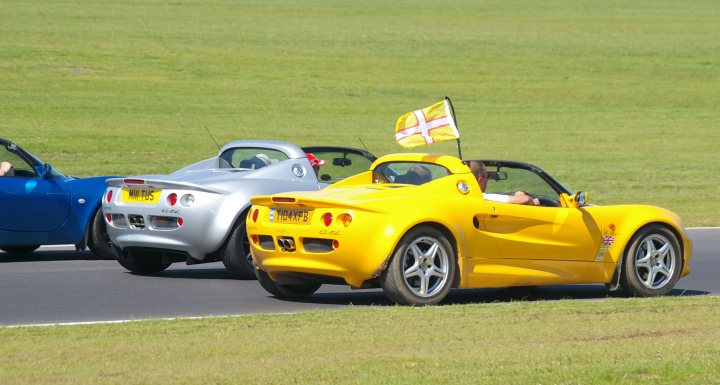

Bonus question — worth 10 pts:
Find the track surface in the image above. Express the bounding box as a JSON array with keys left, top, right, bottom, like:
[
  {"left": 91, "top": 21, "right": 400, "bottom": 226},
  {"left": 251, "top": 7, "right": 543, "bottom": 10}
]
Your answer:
[{"left": 1, "top": 228, "right": 717, "bottom": 326}]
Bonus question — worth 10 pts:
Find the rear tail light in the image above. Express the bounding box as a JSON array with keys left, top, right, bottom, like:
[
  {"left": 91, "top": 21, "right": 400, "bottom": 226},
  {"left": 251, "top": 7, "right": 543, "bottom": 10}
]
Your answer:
[
  {"left": 332, "top": 240, "right": 340, "bottom": 249},
  {"left": 180, "top": 194, "right": 194, "bottom": 207},
  {"left": 339, "top": 213, "right": 353, "bottom": 227},
  {"left": 106, "top": 190, "right": 113, "bottom": 203},
  {"left": 177, "top": 218, "right": 183, "bottom": 227},
  {"left": 123, "top": 179, "right": 145, "bottom": 185},
  {"left": 252, "top": 209, "right": 259, "bottom": 223},
  {"left": 251, "top": 235, "right": 258, "bottom": 244},
  {"left": 322, "top": 212, "right": 333, "bottom": 227},
  {"left": 106, "top": 214, "right": 112, "bottom": 223},
  {"left": 167, "top": 193, "right": 178, "bottom": 206}
]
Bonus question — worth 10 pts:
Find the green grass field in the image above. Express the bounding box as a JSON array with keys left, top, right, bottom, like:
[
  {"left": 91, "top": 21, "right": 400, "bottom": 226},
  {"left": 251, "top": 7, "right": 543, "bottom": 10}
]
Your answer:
[
  {"left": 1, "top": 0, "right": 718, "bottom": 225},
  {"left": 2, "top": 296, "right": 720, "bottom": 385},
  {"left": 1, "top": 2, "right": 719, "bottom": 382}
]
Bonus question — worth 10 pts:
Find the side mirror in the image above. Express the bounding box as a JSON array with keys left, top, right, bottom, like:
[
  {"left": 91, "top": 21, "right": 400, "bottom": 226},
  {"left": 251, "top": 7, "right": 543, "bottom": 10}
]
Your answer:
[
  {"left": 332, "top": 158, "right": 352, "bottom": 167},
  {"left": 574, "top": 191, "right": 588, "bottom": 207},
  {"left": 39, "top": 163, "right": 53, "bottom": 179}
]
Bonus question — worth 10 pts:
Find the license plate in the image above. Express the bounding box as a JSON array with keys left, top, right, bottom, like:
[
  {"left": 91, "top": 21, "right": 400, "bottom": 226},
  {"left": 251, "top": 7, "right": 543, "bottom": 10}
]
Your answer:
[
  {"left": 270, "top": 208, "right": 312, "bottom": 224},
  {"left": 121, "top": 188, "right": 161, "bottom": 204}
]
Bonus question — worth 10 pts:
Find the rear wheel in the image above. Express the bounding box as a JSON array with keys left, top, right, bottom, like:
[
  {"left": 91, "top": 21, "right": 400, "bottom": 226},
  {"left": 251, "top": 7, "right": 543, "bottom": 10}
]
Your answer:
[
  {"left": 114, "top": 247, "right": 171, "bottom": 274},
  {"left": 255, "top": 269, "right": 321, "bottom": 299},
  {"left": 1, "top": 245, "right": 40, "bottom": 254},
  {"left": 381, "top": 226, "right": 455, "bottom": 305},
  {"left": 221, "top": 219, "right": 255, "bottom": 280},
  {"left": 620, "top": 225, "right": 682, "bottom": 297},
  {"left": 88, "top": 208, "right": 114, "bottom": 259}
]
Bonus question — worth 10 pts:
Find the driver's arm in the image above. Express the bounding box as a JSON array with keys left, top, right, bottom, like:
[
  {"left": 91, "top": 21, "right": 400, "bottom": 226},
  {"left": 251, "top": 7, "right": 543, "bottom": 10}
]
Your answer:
[{"left": 509, "top": 191, "right": 539, "bottom": 206}]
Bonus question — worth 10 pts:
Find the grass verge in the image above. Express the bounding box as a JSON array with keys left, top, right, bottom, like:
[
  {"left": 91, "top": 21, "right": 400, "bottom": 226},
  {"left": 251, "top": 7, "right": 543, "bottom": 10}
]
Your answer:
[{"left": 2, "top": 296, "right": 719, "bottom": 384}]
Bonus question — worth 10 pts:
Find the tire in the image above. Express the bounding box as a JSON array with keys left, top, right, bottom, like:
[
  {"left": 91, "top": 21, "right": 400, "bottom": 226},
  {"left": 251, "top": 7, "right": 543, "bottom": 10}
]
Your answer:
[
  {"left": 255, "top": 269, "right": 321, "bottom": 299},
  {"left": 1, "top": 245, "right": 40, "bottom": 254},
  {"left": 221, "top": 219, "right": 256, "bottom": 280},
  {"left": 114, "top": 246, "right": 171, "bottom": 275},
  {"left": 619, "top": 225, "right": 682, "bottom": 297},
  {"left": 380, "top": 226, "right": 456, "bottom": 305},
  {"left": 88, "top": 208, "right": 115, "bottom": 260}
]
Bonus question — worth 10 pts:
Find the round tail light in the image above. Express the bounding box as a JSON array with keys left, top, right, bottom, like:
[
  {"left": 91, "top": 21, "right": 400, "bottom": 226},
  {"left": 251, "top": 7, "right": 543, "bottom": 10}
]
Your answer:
[
  {"left": 167, "top": 193, "right": 178, "bottom": 206},
  {"left": 322, "top": 212, "right": 333, "bottom": 227},
  {"left": 252, "top": 209, "right": 259, "bottom": 223},
  {"left": 177, "top": 217, "right": 184, "bottom": 227},
  {"left": 106, "top": 214, "right": 112, "bottom": 223},
  {"left": 106, "top": 190, "right": 113, "bottom": 203},
  {"left": 332, "top": 240, "right": 340, "bottom": 249}
]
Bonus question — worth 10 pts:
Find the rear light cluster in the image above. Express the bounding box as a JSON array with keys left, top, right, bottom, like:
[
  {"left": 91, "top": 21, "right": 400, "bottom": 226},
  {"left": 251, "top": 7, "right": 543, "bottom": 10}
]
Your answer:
[
  {"left": 166, "top": 193, "right": 194, "bottom": 207},
  {"left": 320, "top": 212, "right": 353, "bottom": 227},
  {"left": 105, "top": 190, "right": 113, "bottom": 203}
]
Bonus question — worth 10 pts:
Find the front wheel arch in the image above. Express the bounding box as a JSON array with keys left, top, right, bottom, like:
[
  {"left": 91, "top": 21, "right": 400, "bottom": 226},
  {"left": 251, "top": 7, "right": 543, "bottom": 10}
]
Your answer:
[{"left": 619, "top": 223, "right": 683, "bottom": 297}]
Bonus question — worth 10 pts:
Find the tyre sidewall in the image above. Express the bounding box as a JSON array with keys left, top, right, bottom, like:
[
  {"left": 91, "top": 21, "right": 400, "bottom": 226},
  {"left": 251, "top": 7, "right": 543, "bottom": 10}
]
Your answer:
[
  {"left": 381, "top": 226, "right": 456, "bottom": 305},
  {"left": 620, "top": 225, "right": 682, "bottom": 297},
  {"left": 89, "top": 208, "right": 115, "bottom": 259},
  {"left": 221, "top": 219, "right": 255, "bottom": 279}
]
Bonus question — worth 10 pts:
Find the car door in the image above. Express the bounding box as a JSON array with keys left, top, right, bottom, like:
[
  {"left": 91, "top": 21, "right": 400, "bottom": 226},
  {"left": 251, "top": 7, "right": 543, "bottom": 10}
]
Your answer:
[
  {"left": 483, "top": 203, "right": 601, "bottom": 261},
  {"left": 0, "top": 155, "right": 71, "bottom": 232},
  {"left": 479, "top": 164, "right": 602, "bottom": 262}
]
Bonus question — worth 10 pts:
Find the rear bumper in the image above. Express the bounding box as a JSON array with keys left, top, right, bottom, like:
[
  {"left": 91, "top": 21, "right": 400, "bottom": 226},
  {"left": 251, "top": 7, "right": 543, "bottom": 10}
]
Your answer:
[{"left": 247, "top": 209, "right": 396, "bottom": 288}]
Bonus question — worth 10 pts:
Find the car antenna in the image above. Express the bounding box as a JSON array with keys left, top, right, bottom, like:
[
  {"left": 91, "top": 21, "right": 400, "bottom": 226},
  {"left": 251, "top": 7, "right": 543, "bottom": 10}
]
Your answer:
[
  {"left": 358, "top": 137, "right": 370, "bottom": 153},
  {"left": 204, "top": 125, "right": 221, "bottom": 151}
]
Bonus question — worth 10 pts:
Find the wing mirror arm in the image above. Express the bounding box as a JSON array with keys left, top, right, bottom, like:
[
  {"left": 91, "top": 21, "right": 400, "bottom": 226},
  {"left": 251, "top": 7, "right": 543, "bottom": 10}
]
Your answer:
[{"left": 574, "top": 191, "right": 588, "bottom": 208}]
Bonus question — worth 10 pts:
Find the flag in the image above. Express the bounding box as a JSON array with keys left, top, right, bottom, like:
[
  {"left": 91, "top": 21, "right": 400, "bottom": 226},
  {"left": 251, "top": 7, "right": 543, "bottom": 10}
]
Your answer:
[{"left": 394, "top": 99, "right": 459, "bottom": 148}]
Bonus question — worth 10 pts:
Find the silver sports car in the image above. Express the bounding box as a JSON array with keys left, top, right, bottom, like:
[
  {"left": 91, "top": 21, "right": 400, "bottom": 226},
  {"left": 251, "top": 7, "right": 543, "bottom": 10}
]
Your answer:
[{"left": 102, "top": 140, "right": 375, "bottom": 278}]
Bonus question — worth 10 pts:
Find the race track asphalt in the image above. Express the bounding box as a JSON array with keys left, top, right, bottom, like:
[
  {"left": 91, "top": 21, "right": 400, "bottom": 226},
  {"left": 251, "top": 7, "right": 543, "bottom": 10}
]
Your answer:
[{"left": 1, "top": 228, "right": 717, "bottom": 326}]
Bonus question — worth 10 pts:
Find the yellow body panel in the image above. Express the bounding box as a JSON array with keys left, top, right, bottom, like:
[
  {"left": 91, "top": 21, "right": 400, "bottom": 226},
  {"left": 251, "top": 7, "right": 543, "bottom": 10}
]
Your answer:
[{"left": 248, "top": 153, "right": 692, "bottom": 290}]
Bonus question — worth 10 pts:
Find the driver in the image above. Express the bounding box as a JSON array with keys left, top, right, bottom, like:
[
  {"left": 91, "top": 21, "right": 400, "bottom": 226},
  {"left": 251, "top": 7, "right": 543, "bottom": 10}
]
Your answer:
[
  {"left": 468, "top": 161, "right": 539, "bottom": 206},
  {"left": 0, "top": 161, "right": 13, "bottom": 177}
]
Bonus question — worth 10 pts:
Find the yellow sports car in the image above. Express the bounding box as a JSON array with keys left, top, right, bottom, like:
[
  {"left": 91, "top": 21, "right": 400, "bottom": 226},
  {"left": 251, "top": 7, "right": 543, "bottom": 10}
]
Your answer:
[{"left": 247, "top": 153, "right": 692, "bottom": 305}]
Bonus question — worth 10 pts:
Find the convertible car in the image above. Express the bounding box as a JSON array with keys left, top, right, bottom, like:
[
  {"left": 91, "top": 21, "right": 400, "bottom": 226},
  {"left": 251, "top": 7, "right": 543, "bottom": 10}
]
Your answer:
[
  {"left": 0, "top": 138, "right": 115, "bottom": 258},
  {"left": 102, "top": 140, "right": 375, "bottom": 279},
  {"left": 248, "top": 153, "right": 692, "bottom": 305}
]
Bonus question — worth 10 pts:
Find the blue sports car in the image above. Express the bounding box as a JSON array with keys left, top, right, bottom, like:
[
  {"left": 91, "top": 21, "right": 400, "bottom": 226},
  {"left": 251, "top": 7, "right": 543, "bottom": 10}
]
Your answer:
[{"left": 0, "top": 138, "right": 116, "bottom": 258}]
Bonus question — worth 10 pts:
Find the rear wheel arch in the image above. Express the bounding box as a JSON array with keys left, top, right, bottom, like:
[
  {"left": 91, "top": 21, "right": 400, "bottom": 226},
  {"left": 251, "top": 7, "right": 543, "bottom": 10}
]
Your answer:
[
  {"left": 401, "top": 222, "right": 460, "bottom": 287},
  {"left": 219, "top": 206, "right": 255, "bottom": 279},
  {"left": 380, "top": 223, "right": 459, "bottom": 305}
]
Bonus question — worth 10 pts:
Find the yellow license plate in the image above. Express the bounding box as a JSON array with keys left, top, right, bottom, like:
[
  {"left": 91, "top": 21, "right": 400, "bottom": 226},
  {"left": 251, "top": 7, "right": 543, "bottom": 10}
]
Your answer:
[
  {"left": 270, "top": 208, "right": 312, "bottom": 224},
  {"left": 121, "top": 188, "right": 161, "bottom": 204}
]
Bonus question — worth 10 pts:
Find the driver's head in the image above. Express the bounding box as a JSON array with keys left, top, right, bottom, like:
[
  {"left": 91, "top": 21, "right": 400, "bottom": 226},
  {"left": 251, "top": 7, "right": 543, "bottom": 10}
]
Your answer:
[{"left": 468, "top": 161, "right": 488, "bottom": 191}]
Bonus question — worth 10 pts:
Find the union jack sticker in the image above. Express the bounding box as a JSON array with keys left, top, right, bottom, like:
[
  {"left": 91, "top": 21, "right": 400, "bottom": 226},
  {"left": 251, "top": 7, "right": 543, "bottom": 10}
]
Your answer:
[
  {"left": 269, "top": 208, "right": 275, "bottom": 222},
  {"left": 602, "top": 235, "right": 615, "bottom": 245}
]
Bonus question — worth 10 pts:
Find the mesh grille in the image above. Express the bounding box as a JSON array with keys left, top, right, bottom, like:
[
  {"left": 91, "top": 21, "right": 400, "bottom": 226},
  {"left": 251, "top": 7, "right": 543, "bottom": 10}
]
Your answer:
[{"left": 303, "top": 238, "right": 333, "bottom": 253}]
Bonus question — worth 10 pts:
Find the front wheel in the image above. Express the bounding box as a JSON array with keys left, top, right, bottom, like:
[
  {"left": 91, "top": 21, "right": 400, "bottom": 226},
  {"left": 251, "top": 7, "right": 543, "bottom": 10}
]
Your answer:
[
  {"left": 380, "top": 226, "right": 456, "bottom": 305},
  {"left": 88, "top": 208, "right": 114, "bottom": 259},
  {"left": 115, "top": 247, "right": 171, "bottom": 275},
  {"left": 620, "top": 225, "right": 682, "bottom": 297},
  {"left": 221, "top": 219, "right": 255, "bottom": 280},
  {"left": 255, "top": 269, "right": 321, "bottom": 299}
]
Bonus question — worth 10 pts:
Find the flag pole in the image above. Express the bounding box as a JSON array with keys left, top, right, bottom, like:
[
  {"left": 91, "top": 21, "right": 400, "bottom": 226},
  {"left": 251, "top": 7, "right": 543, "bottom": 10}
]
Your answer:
[{"left": 445, "top": 96, "right": 462, "bottom": 159}]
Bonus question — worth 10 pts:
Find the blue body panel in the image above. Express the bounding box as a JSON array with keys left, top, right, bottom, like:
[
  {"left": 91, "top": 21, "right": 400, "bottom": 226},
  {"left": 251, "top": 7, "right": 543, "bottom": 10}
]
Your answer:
[{"left": 0, "top": 138, "right": 114, "bottom": 248}]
